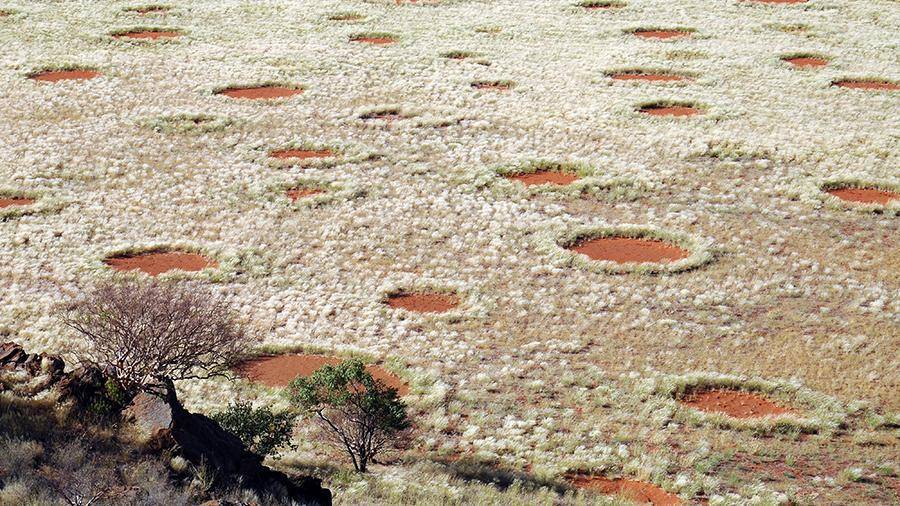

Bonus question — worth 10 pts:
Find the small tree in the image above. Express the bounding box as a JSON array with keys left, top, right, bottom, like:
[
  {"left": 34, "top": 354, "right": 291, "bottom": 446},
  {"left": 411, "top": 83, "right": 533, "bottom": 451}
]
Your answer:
[
  {"left": 62, "top": 280, "right": 254, "bottom": 399},
  {"left": 212, "top": 401, "right": 296, "bottom": 459},
  {"left": 287, "top": 359, "right": 411, "bottom": 472}
]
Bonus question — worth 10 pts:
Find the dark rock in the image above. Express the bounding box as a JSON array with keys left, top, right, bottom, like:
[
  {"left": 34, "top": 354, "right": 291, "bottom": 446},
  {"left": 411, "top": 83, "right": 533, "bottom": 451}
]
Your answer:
[{"left": 131, "top": 381, "right": 332, "bottom": 506}]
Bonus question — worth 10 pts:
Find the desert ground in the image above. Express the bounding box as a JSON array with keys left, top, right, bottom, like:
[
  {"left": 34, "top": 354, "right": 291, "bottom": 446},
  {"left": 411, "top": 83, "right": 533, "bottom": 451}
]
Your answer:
[{"left": 1, "top": 0, "right": 897, "bottom": 504}]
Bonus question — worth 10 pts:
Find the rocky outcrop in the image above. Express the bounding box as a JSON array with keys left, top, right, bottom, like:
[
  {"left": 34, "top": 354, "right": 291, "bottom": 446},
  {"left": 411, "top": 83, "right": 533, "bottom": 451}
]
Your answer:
[
  {"left": 124, "top": 387, "right": 332, "bottom": 506},
  {"left": 0, "top": 341, "right": 66, "bottom": 395},
  {"left": 2, "top": 341, "right": 332, "bottom": 506}
]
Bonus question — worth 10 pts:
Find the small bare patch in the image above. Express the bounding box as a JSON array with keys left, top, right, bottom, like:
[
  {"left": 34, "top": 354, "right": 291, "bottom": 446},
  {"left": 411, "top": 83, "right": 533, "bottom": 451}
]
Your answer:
[
  {"left": 351, "top": 34, "right": 397, "bottom": 45},
  {"left": 360, "top": 109, "right": 403, "bottom": 121},
  {"left": 270, "top": 149, "right": 334, "bottom": 160},
  {"left": 216, "top": 86, "right": 303, "bottom": 99},
  {"left": 783, "top": 56, "right": 827, "bottom": 68},
  {"left": 506, "top": 171, "right": 580, "bottom": 186},
  {"left": 826, "top": 187, "right": 898, "bottom": 205},
  {"left": 747, "top": 0, "right": 807, "bottom": 3},
  {"left": 235, "top": 354, "right": 409, "bottom": 395},
  {"left": 579, "top": 0, "right": 624, "bottom": 9},
  {"left": 569, "top": 237, "right": 690, "bottom": 264},
  {"left": 125, "top": 5, "right": 170, "bottom": 14},
  {"left": 611, "top": 72, "right": 686, "bottom": 82},
  {"left": 387, "top": 292, "right": 460, "bottom": 313},
  {"left": 833, "top": 80, "right": 899, "bottom": 91},
  {"left": 567, "top": 474, "right": 682, "bottom": 506},
  {"left": 639, "top": 104, "right": 701, "bottom": 116},
  {"left": 329, "top": 12, "right": 364, "bottom": 21},
  {"left": 105, "top": 251, "right": 216, "bottom": 276},
  {"left": 633, "top": 30, "right": 691, "bottom": 40},
  {"left": 286, "top": 188, "right": 325, "bottom": 201},
  {"left": 472, "top": 80, "right": 513, "bottom": 91},
  {"left": 680, "top": 389, "right": 794, "bottom": 418},
  {"left": 113, "top": 29, "right": 180, "bottom": 39},
  {"left": 0, "top": 197, "right": 35, "bottom": 208},
  {"left": 30, "top": 69, "right": 101, "bottom": 82}
]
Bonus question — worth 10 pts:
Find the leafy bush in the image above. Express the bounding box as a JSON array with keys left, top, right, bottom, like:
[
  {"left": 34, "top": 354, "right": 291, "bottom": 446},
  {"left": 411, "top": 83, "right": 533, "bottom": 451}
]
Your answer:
[
  {"left": 287, "top": 359, "right": 411, "bottom": 472},
  {"left": 211, "top": 401, "right": 296, "bottom": 459}
]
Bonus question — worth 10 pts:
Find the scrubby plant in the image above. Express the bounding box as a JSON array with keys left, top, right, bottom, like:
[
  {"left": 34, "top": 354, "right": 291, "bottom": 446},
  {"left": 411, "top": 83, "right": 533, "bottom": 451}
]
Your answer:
[
  {"left": 287, "top": 359, "right": 411, "bottom": 472},
  {"left": 61, "top": 280, "right": 255, "bottom": 399},
  {"left": 212, "top": 401, "right": 296, "bottom": 459}
]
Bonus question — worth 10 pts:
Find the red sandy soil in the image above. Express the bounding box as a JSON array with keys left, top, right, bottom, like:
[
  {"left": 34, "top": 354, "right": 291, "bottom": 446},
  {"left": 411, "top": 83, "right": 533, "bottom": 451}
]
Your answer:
[
  {"left": 104, "top": 251, "right": 217, "bottom": 276},
  {"left": 472, "top": 82, "right": 512, "bottom": 90},
  {"left": 633, "top": 30, "right": 690, "bottom": 40},
  {"left": 352, "top": 36, "right": 396, "bottom": 45},
  {"left": 833, "top": 80, "right": 900, "bottom": 91},
  {"left": 568, "top": 475, "right": 682, "bottom": 506},
  {"left": 783, "top": 57, "right": 827, "bottom": 68},
  {"left": 611, "top": 73, "right": 686, "bottom": 82},
  {"left": 680, "top": 389, "right": 794, "bottom": 418},
  {"left": 217, "top": 86, "right": 303, "bottom": 99},
  {"left": 0, "top": 197, "right": 35, "bottom": 208},
  {"left": 386, "top": 292, "right": 460, "bottom": 313},
  {"left": 506, "top": 170, "right": 580, "bottom": 186},
  {"left": 235, "top": 354, "right": 409, "bottom": 395},
  {"left": 270, "top": 148, "right": 334, "bottom": 160},
  {"left": 640, "top": 105, "right": 700, "bottom": 117},
  {"left": 826, "top": 187, "right": 898, "bottom": 205},
  {"left": 114, "top": 30, "right": 180, "bottom": 39},
  {"left": 286, "top": 188, "right": 324, "bottom": 201},
  {"left": 30, "top": 70, "right": 100, "bottom": 82},
  {"left": 747, "top": 0, "right": 807, "bottom": 3},
  {"left": 570, "top": 237, "right": 690, "bottom": 264}
]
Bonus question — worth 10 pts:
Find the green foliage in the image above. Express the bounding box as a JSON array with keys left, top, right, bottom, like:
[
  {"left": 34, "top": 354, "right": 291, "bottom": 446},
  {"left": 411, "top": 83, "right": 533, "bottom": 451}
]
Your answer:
[
  {"left": 211, "top": 401, "right": 296, "bottom": 459},
  {"left": 88, "top": 378, "right": 131, "bottom": 419},
  {"left": 287, "top": 359, "right": 411, "bottom": 472}
]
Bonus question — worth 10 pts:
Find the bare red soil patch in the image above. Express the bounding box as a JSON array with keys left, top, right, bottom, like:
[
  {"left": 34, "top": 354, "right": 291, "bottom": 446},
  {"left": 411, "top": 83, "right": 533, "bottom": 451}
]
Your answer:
[
  {"left": 833, "top": 80, "right": 899, "bottom": 91},
  {"left": 570, "top": 237, "right": 689, "bottom": 264},
  {"left": 568, "top": 475, "right": 682, "bottom": 506},
  {"left": 747, "top": 0, "right": 807, "bottom": 3},
  {"left": 680, "top": 389, "right": 794, "bottom": 418},
  {"left": 114, "top": 30, "right": 180, "bottom": 40},
  {"left": 633, "top": 30, "right": 691, "bottom": 40},
  {"left": 611, "top": 72, "right": 686, "bottom": 82},
  {"left": 783, "top": 57, "right": 827, "bottom": 68},
  {"left": 217, "top": 86, "right": 303, "bottom": 99},
  {"left": 286, "top": 188, "right": 324, "bottom": 201},
  {"left": 826, "top": 187, "right": 898, "bottom": 205},
  {"left": 506, "top": 170, "right": 580, "bottom": 186},
  {"left": 352, "top": 36, "right": 396, "bottom": 45},
  {"left": 0, "top": 197, "right": 35, "bottom": 208},
  {"left": 387, "top": 292, "right": 460, "bottom": 313},
  {"left": 640, "top": 105, "right": 700, "bottom": 117},
  {"left": 105, "top": 251, "right": 216, "bottom": 276},
  {"left": 235, "top": 354, "right": 409, "bottom": 395},
  {"left": 30, "top": 70, "right": 100, "bottom": 82},
  {"left": 270, "top": 148, "right": 334, "bottom": 160}
]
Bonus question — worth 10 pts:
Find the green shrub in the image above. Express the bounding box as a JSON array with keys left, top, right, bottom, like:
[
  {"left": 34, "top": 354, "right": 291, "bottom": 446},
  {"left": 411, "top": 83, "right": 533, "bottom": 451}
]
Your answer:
[
  {"left": 211, "top": 401, "right": 296, "bottom": 459},
  {"left": 287, "top": 359, "right": 411, "bottom": 472}
]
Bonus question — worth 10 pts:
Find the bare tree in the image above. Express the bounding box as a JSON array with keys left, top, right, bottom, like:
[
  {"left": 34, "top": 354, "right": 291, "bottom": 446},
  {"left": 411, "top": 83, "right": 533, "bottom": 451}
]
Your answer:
[
  {"left": 62, "top": 280, "right": 254, "bottom": 398},
  {"left": 287, "top": 359, "right": 411, "bottom": 472}
]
